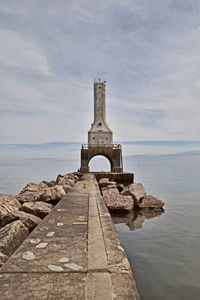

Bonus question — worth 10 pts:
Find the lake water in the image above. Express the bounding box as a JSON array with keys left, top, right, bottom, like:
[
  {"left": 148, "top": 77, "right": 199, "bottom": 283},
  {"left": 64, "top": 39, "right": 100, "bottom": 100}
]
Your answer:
[{"left": 0, "top": 141, "right": 200, "bottom": 299}]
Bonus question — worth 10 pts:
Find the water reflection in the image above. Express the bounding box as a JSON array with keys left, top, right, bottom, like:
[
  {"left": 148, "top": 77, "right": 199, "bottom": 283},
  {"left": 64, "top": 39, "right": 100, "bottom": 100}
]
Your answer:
[{"left": 111, "top": 209, "right": 164, "bottom": 230}]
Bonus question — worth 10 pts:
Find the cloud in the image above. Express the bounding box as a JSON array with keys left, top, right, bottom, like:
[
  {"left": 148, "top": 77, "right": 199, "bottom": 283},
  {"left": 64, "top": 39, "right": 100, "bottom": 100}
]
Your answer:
[
  {"left": 0, "top": 28, "right": 51, "bottom": 76},
  {"left": 0, "top": 0, "right": 199, "bottom": 143}
]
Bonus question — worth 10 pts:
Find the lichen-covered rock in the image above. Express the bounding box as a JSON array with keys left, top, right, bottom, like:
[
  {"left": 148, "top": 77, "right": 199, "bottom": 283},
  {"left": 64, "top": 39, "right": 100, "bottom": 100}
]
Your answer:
[
  {"left": 121, "top": 183, "right": 146, "bottom": 205},
  {"left": 102, "top": 188, "right": 119, "bottom": 198},
  {"left": 57, "top": 176, "right": 75, "bottom": 188},
  {"left": 61, "top": 184, "right": 72, "bottom": 193},
  {"left": 99, "top": 178, "right": 117, "bottom": 189},
  {"left": 64, "top": 173, "right": 79, "bottom": 183},
  {"left": 39, "top": 185, "right": 66, "bottom": 203},
  {"left": 0, "top": 252, "right": 8, "bottom": 267},
  {"left": 0, "top": 194, "right": 21, "bottom": 225},
  {"left": 73, "top": 175, "right": 79, "bottom": 183},
  {"left": 0, "top": 220, "right": 29, "bottom": 256},
  {"left": 56, "top": 174, "right": 63, "bottom": 183},
  {"left": 56, "top": 173, "right": 79, "bottom": 186},
  {"left": 101, "top": 185, "right": 118, "bottom": 195},
  {"left": 104, "top": 194, "right": 134, "bottom": 211},
  {"left": 20, "top": 202, "right": 53, "bottom": 219},
  {"left": 40, "top": 180, "right": 57, "bottom": 187},
  {"left": 16, "top": 191, "right": 44, "bottom": 204},
  {"left": 19, "top": 182, "right": 48, "bottom": 194},
  {"left": 138, "top": 195, "right": 165, "bottom": 208},
  {"left": 1, "top": 211, "right": 41, "bottom": 232}
]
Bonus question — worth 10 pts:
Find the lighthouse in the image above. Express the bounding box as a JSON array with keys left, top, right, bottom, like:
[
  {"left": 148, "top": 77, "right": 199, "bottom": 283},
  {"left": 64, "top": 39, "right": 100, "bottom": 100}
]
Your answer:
[
  {"left": 80, "top": 79, "right": 123, "bottom": 173},
  {"left": 88, "top": 79, "right": 113, "bottom": 147}
]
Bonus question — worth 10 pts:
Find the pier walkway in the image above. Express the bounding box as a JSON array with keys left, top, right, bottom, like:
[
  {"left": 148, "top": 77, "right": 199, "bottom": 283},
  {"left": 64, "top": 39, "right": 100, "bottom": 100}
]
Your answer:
[{"left": 0, "top": 174, "right": 140, "bottom": 299}]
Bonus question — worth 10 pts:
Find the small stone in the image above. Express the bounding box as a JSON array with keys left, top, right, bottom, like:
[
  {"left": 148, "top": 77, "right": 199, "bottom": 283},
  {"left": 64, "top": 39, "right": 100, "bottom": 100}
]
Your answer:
[
  {"left": 57, "top": 208, "right": 67, "bottom": 212},
  {"left": 40, "top": 226, "right": 49, "bottom": 231},
  {"left": 0, "top": 252, "right": 8, "bottom": 267},
  {"left": 100, "top": 213, "right": 110, "bottom": 217},
  {"left": 29, "top": 238, "right": 41, "bottom": 244},
  {"left": 57, "top": 222, "right": 63, "bottom": 226},
  {"left": 47, "top": 264, "right": 64, "bottom": 272},
  {"left": 22, "top": 251, "right": 35, "bottom": 260},
  {"left": 58, "top": 257, "right": 69, "bottom": 263},
  {"left": 78, "top": 216, "right": 85, "bottom": 220},
  {"left": 36, "top": 242, "right": 48, "bottom": 249},
  {"left": 64, "top": 263, "right": 83, "bottom": 271},
  {"left": 46, "top": 231, "right": 54, "bottom": 237}
]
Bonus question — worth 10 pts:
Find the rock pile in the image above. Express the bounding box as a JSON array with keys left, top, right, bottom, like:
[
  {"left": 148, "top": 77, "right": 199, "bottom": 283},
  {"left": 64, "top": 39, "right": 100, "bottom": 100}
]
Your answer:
[
  {"left": 0, "top": 172, "right": 79, "bottom": 268},
  {"left": 98, "top": 178, "right": 165, "bottom": 212}
]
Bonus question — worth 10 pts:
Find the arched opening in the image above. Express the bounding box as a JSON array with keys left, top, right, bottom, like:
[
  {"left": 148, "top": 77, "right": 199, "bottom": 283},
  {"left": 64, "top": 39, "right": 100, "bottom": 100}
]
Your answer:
[{"left": 89, "top": 155, "right": 111, "bottom": 172}]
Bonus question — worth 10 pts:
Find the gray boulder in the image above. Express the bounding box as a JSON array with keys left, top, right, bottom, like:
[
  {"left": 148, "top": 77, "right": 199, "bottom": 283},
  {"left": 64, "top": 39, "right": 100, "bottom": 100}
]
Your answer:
[
  {"left": 1, "top": 211, "right": 41, "bottom": 232},
  {"left": 16, "top": 191, "right": 44, "bottom": 204},
  {"left": 40, "top": 180, "right": 57, "bottom": 187},
  {"left": 19, "top": 182, "right": 48, "bottom": 194},
  {"left": 104, "top": 193, "right": 134, "bottom": 211},
  {"left": 39, "top": 185, "right": 66, "bottom": 203},
  {"left": 56, "top": 174, "right": 64, "bottom": 183},
  {"left": 0, "top": 220, "right": 29, "bottom": 256},
  {"left": 101, "top": 185, "right": 118, "bottom": 195},
  {"left": 56, "top": 173, "right": 79, "bottom": 186},
  {"left": 57, "top": 176, "right": 75, "bottom": 188},
  {"left": 16, "top": 182, "right": 49, "bottom": 204},
  {"left": 138, "top": 195, "right": 165, "bottom": 209},
  {"left": 61, "top": 184, "right": 72, "bottom": 193},
  {"left": 121, "top": 183, "right": 146, "bottom": 206},
  {"left": 99, "top": 178, "right": 117, "bottom": 189},
  {"left": 63, "top": 173, "right": 79, "bottom": 183},
  {"left": 102, "top": 188, "right": 119, "bottom": 198},
  {"left": 20, "top": 201, "right": 53, "bottom": 219},
  {"left": 0, "top": 194, "right": 21, "bottom": 225}
]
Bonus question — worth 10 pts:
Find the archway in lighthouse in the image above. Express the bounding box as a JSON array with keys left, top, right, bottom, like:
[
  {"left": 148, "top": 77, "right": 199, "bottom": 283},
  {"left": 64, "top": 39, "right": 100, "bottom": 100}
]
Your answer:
[{"left": 89, "top": 155, "right": 111, "bottom": 172}]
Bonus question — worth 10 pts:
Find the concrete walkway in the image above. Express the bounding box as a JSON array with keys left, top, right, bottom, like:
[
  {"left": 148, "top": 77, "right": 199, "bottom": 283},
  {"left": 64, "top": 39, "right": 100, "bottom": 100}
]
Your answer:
[{"left": 0, "top": 174, "right": 140, "bottom": 300}]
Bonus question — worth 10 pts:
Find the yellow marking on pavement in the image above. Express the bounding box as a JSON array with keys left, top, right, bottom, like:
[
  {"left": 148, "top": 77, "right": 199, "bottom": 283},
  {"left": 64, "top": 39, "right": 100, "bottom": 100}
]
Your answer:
[{"left": 73, "top": 222, "right": 88, "bottom": 225}]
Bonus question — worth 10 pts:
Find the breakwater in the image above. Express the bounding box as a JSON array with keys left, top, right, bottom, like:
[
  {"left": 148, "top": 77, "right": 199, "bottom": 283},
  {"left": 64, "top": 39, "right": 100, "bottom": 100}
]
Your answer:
[{"left": 0, "top": 174, "right": 140, "bottom": 299}]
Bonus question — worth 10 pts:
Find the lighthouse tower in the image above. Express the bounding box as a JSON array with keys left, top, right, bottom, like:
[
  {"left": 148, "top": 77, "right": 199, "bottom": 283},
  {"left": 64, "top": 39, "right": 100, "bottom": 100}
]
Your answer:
[{"left": 88, "top": 79, "right": 113, "bottom": 147}]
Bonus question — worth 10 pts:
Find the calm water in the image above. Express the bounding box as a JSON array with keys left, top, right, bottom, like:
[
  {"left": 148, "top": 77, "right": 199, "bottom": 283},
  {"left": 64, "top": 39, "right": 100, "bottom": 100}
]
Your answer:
[{"left": 0, "top": 141, "right": 200, "bottom": 299}]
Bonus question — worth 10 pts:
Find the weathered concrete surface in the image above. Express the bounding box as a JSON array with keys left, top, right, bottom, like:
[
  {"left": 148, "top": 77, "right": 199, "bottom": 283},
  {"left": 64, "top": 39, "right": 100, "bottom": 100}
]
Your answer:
[{"left": 0, "top": 174, "right": 140, "bottom": 299}]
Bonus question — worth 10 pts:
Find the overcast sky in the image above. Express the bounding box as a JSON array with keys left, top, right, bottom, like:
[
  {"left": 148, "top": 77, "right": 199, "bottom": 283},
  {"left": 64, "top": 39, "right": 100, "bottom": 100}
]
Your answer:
[{"left": 0, "top": 0, "right": 199, "bottom": 144}]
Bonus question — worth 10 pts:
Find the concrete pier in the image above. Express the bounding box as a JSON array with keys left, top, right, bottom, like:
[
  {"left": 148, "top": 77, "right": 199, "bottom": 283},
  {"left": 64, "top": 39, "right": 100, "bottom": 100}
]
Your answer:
[{"left": 0, "top": 174, "right": 140, "bottom": 299}]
